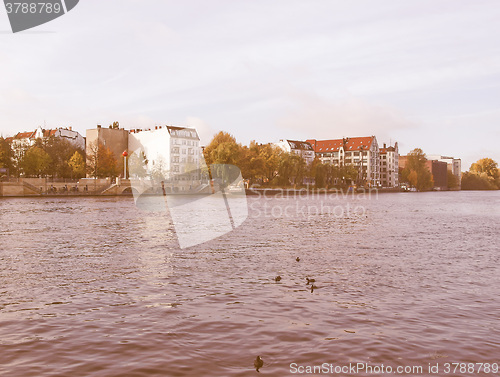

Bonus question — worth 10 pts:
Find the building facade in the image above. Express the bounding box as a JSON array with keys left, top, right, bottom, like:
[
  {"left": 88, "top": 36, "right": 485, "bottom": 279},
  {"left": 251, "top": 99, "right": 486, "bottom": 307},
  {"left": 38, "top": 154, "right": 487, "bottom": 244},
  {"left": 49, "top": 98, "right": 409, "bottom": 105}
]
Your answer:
[
  {"left": 306, "top": 136, "right": 381, "bottom": 187},
  {"left": 12, "top": 126, "right": 85, "bottom": 150},
  {"left": 427, "top": 155, "right": 462, "bottom": 189},
  {"left": 86, "top": 125, "right": 129, "bottom": 177},
  {"left": 380, "top": 142, "right": 399, "bottom": 187},
  {"left": 128, "top": 125, "right": 203, "bottom": 191},
  {"left": 274, "top": 139, "right": 315, "bottom": 165}
]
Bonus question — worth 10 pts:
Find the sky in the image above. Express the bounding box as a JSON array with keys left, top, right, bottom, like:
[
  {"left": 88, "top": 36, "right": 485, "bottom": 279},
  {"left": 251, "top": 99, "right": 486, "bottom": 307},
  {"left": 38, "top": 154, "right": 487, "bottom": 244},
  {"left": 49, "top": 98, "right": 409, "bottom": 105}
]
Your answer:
[{"left": 1, "top": 0, "right": 500, "bottom": 170}]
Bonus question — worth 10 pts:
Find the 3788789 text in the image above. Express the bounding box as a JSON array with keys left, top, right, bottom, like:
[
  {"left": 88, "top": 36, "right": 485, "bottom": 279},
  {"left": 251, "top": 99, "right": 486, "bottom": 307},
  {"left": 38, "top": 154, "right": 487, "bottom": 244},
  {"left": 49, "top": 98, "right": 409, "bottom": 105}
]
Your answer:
[{"left": 5, "top": 2, "right": 62, "bottom": 14}]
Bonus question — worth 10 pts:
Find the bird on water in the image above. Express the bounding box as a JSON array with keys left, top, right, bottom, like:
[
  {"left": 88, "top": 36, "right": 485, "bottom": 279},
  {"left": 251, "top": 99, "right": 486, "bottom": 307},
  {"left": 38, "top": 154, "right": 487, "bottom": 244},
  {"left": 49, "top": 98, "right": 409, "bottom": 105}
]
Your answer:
[
  {"left": 306, "top": 277, "right": 315, "bottom": 284},
  {"left": 296, "top": 257, "right": 300, "bottom": 262},
  {"left": 254, "top": 356, "right": 264, "bottom": 372},
  {"left": 310, "top": 284, "right": 318, "bottom": 293},
  {"left": 275, "top": 276, "right": 281, "bottom": 282}
]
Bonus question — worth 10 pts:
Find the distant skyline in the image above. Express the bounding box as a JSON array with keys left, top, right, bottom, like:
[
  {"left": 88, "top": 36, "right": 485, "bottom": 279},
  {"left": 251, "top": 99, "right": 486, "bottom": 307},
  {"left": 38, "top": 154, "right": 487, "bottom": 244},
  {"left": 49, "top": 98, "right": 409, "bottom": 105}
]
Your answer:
[{"left": 1, "top": 1, "right": 500, "bottom": 170}]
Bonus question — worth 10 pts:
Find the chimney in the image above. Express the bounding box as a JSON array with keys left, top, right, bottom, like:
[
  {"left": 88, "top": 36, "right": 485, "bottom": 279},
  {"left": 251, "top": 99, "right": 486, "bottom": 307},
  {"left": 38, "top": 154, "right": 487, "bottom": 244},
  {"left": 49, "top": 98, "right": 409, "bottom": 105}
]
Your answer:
[
  {"left": 68, "top": 126, "right": 72, "bottom": 131},
  {"left": 384, "top": 143, "right": 386, "bottom": 148},
  {"left": 97, "top": 125, "right": 101, "bottom": 128},
  {"left": 155, "top": 126, "right": 158, "bottom": 130}
]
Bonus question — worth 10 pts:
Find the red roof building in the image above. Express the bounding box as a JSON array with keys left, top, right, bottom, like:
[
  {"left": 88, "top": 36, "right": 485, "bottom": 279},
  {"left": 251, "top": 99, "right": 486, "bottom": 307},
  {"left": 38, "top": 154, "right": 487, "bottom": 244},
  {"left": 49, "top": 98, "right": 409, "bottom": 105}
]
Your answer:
[{"left": 306, "top": 136, "right": 381, "bottom": 187}]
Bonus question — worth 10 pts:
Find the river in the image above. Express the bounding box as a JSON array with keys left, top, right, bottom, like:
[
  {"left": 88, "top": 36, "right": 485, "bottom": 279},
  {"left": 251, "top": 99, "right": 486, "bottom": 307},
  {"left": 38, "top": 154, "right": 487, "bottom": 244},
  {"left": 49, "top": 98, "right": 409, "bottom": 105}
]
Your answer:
[{"left": 1, "top": 191, "right": 499, "bottom": 376}]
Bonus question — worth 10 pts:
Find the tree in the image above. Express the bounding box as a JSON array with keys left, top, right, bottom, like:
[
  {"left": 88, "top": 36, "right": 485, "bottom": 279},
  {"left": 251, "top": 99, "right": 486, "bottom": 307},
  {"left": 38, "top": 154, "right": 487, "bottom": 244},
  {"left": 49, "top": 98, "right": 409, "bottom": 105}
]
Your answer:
[
  {"left": 68, "top": 151, "right": 86, "bottom": 178},
  {"left": 461, "top": 171, "right": 498, "bottom": 190},
  {"left": 277, "top": 152, "right": 306, "bottom": 187},
  {"left": 203, "top": 131, "right": 240, "bottom": 167},
  {"left": 128, "top": 150, "right": 148, "bottom": 178},
  {"left": 400, "top": 148, "right": 434, "bottom": 191},
  {"left": 20, "top": 146, "right": 52, "bottom": 177},
  {"left": 86, "top": 141, "right": 118, "bottom": 178},
  {"left": 43, "top": 137, "right": 84, "bottom": 178},
  {"left": 462, "top": 157, "right": 499, "bottom": 190},
  {"left": 0, "top": 137, "right": 14, "bottom": 175},
  {"left": 470, "top": 158, "right": 499, "bottom": 179},
  {"left": 447, "top": 170, "right": 458, "bottom": 190}
]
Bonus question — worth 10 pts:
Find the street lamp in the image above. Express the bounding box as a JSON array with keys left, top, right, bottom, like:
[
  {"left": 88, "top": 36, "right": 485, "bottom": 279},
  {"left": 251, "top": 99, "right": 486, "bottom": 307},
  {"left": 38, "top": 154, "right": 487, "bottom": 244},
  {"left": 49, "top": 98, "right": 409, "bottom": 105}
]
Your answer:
[{"left": 122, "top": 150, "right": 128, "bottom": 179}]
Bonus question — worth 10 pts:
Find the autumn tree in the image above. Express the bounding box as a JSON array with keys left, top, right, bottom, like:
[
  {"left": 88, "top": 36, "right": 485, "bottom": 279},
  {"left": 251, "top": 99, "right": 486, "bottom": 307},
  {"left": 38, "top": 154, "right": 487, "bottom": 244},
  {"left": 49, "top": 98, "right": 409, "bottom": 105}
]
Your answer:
[
  {"left": 462, "top": 157, "right": 499, "bottom": 190},
  {"left": 86, "top": 141, "right": 119, "bottom": 178},
  {"left": 42, "top": 137, "right": 84, "bottom": 178},
  {"left": 470, "top": 158, "right": 499, "bottom": 179},
  {"left": 400, "top": 148, "right": 434, "bottom": 191},
  {"left": 68, "top": 151, "right": 86, "bottom": 178},
  {"left": 20, "top": 146, "right": 52, "bottom": 177}
]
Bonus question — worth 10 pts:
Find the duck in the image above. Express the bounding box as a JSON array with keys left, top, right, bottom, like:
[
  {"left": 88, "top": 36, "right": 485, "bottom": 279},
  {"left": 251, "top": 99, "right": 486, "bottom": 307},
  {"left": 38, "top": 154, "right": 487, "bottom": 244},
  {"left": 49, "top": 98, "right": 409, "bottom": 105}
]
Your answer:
[
  {"left": 275, "top": 276, "right": 281, "bottom": 282},
  {"left": 310, "top": 284, "right": 317, "bottom": 293},
  {"left": 296, "top": 257, "right": 300, "bottom": 262},
  {"left": 254, "top": 356, "right": 264, "bottom": 372},
  {"left": 306, "top": 277, "right": 315, "bottom": 284}
]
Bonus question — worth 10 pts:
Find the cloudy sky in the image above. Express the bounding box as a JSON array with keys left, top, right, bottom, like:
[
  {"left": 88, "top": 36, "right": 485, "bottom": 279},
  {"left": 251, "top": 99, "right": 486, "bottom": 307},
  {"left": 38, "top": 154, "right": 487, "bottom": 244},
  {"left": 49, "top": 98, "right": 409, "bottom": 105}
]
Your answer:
[{"left": 1, "top": 0, "right": 499, "bottom": 170}]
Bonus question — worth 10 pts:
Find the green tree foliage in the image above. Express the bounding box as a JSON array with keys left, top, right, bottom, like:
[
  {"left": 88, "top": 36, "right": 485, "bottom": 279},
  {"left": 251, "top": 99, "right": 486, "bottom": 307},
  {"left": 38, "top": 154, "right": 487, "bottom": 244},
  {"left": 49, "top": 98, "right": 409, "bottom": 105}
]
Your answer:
[
  {"left": 0, "top": 137, "right": 14, "bottom": 175},
  {"left": 86, "top": 141, "right": 119, "bottom": 178},
  {"left": 462, "top": 157, "right": 499, "bottom": 190},
  {"left": 43, "top": 137, "right": 84, "bottom": 178},
  {"left": 400, "top": 148, "right": 434, "bottom": 191},
  {"left": 203, "top": 131, "right": 240, "bottom": 167},
  {"left": 68, "top": 151, "right": 86, "bottom": 178},
  {"left": 277, "top": 153, "right": 306, "bottom": 187},
  {"left": 20, "top": 146, "right": 52, "bottom": 177},
  {"left": 447, "top": 170, "right": 458, "bottom": 190}
]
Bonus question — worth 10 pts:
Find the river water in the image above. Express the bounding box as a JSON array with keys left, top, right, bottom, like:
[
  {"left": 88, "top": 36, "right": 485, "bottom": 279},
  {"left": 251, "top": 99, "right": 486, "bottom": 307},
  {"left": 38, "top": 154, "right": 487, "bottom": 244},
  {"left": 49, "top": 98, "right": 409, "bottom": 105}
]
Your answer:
[{"left": 0, "top": 191, "right": 499, "bottom": 376}]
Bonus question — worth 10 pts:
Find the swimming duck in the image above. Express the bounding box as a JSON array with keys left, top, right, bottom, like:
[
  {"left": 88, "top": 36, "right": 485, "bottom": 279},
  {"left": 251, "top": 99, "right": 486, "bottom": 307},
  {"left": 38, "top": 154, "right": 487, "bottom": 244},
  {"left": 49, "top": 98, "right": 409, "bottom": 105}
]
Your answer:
[
  {"left": 310, "top": 284, "right": 317, "bottom": 293},
  {"left": 254, "top": 356, "right": 264, "bottom": 372},
  {"left": 306, "top": 277, "right": 315, "bottom": 284},
  {"left": 296, "top": 257, "right": 300, "bottom": 262},
  {"left": 275, "top": 276, "right": 281, "bottom": 282}
]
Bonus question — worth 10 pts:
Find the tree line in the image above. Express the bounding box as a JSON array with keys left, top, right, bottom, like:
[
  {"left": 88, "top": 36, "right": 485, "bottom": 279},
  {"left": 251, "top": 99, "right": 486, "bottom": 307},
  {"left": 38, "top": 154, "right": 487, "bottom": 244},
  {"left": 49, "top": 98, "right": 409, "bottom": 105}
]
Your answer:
[
  {"left": 205, "top": 132, "right": 371, "bottom": 188},
  {"left": 0, "top": 136, "right": 121, "bottom": 179}
]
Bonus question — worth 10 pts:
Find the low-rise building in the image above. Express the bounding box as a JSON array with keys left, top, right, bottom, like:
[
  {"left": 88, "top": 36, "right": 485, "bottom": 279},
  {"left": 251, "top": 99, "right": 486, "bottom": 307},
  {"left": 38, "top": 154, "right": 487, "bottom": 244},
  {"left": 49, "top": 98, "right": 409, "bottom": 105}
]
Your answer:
[
  {"left": 306, "top": 136, "right": 381, "bottom": 187},
  {"left": 274, "top": 139, "right": 315, "bottom": 165}
]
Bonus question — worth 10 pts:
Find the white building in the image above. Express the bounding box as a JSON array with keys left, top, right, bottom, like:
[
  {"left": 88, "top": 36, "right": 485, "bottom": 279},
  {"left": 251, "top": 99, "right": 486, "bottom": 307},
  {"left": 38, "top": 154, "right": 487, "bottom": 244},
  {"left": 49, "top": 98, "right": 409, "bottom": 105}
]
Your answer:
[
  {"left": 307, "top": 136, "right": 381, "bottom": 187},
  {"left": 128, "top": 125, "right": 204, "bottom": 192},
  {"left": 427, "top": 155, "right": 462, "bottom": 189},
  {"left": 380, "top": 142, "right": 399, "bottom": 188},
  {"left": 12, "top": 126, "right": 85, "bottom": 150},
  {"left": 275, "top": 139, "right": 315, "bottom": 165}
]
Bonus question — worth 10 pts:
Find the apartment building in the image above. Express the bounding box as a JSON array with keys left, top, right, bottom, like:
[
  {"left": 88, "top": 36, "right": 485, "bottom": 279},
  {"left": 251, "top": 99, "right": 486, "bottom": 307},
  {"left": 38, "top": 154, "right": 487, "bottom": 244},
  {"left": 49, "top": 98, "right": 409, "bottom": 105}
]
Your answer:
[
  {"left": 380, "top": 142, "right": 399, "bottom": 188},
  {"left": 128, "top": 125, "right": 203, "bottom": 191},
  {"left": 274, "top": 139, "right": 315, "bottom": 165},
  {"left": 12, "top": 126, "right": 85, "bottom": 150},
  {"left": 306, "top": 136, "right": 381, "bottom": 187},
  {"left": 427, "top": 155, "right": 462, "bottom": 189}
]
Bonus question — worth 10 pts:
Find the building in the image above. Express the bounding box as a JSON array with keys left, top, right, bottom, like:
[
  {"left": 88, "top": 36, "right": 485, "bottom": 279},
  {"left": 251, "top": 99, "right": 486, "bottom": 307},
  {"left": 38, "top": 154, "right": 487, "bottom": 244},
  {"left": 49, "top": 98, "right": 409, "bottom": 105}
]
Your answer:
[
  {"left": 86, "top": 124, "right": 129, "bottom": 177},
  {"left": 427, "top": 155, "right": 462, "bottom": 189},
  {"left": 426, "top": 160, "right": 448, "bottom": 190},
  {"left": 306, "top": 136, "right": 381, "bottom": 187},
  {"left": 12, "top": 126, "right": 85, "bottom": 150},
  {"left": 128, "top": 125, "right": 203, "bottom": 191},
  {"left": 274, "top": 139, "right": 315, "bottom": 165},
  {"left": 379, "top": 142, "right": 399, "bottom": 188}
]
